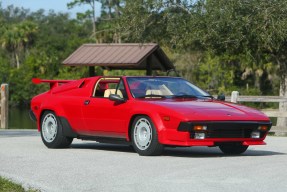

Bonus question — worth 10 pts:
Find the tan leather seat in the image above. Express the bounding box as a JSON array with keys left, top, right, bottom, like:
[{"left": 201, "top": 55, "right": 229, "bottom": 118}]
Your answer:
[
  {"left": 104, "top": 89, "right": 123, "bottom": 98},
  {"left": 145, "top": 89, "right": 162, "bottom": 96}
]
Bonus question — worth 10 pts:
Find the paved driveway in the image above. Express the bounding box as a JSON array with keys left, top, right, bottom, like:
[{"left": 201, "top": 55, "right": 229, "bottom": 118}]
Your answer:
[{"left": 0, "top": 130, "right": 286, "bottom": 192}]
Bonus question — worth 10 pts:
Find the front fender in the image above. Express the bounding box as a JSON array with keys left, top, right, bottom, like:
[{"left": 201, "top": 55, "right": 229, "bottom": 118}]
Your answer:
[{"left": 126, "top": 103, "right": 183, "bottom": 143}]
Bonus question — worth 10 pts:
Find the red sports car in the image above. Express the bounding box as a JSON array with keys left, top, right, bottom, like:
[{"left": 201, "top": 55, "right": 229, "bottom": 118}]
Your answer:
[{"left": 30, "top": 76, "right": 272, "bottom": 156}]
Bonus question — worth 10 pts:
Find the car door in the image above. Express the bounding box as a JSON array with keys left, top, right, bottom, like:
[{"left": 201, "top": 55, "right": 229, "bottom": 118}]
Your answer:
[{"left": 82, "top": 78, "right": 131, "bottom": 138}]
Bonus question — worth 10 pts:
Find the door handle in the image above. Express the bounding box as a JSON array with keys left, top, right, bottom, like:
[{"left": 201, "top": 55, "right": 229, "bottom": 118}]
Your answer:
[{"left": 84, "top": 100, "right": 90, "bottom": 105}]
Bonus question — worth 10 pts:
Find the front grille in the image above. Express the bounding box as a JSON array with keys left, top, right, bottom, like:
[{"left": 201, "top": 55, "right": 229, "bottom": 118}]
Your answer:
[
  {"left": 178, "top": 121, "right": 271, "bottom": 139},
  {"left": 205, "top": 127, "right": 253, "bottom": 138},
  {"left": 205, "top": 122, "right": 257, "bottom": 138}
]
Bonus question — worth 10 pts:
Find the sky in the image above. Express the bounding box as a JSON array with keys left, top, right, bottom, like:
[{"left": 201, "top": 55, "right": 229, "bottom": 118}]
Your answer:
[{"left": 1, "top": 0, "right": 101, "bottom": 18}]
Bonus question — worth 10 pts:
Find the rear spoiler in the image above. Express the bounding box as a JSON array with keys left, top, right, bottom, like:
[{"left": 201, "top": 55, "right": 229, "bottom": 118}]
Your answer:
[{"left": 32, "top": 78, "right": 74, "bottom": 89}]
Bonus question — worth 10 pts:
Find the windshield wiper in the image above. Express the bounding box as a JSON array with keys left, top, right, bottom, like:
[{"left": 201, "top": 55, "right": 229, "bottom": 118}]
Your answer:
[
  {"left": 138, "top": 94, "right": 166, "bottom": 98},
  {"left": 199, "top": 95, "right": 214, "bottom": 99},
  {"left": 172, "top": 94, "right": 198, "bottom": 98}
]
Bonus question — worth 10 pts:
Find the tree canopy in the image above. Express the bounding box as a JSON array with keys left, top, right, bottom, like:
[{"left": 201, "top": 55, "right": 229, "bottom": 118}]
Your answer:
[{"left": 0, "top": 0, "right": 286, "bottom": 106}]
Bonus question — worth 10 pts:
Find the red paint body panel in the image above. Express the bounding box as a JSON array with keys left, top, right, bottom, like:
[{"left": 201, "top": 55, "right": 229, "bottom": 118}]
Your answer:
[{"left": 31, "top": 76, "right": 272, "bottom": 147}]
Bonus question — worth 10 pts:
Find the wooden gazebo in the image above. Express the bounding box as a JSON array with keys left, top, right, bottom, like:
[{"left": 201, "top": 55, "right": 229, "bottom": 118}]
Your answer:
[{"left": 62, "top": 43, "right": 175, "bottom": 76}]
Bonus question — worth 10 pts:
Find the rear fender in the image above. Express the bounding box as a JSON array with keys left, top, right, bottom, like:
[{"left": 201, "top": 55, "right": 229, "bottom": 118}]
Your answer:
[{"left": 37, "top": 105, "right": 67, "bottom": 131}]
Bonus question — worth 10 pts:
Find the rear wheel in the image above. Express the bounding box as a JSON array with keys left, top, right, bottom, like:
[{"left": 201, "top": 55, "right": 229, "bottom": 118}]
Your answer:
[
  {"left": 131, "top": 116, "right": 164, "bottom": 156},
  {"left": 219, "top": 143, "right": 248, "bottom": 155},
  {"left": 41, "top": 111, "right": 73, "bottom": 148}
]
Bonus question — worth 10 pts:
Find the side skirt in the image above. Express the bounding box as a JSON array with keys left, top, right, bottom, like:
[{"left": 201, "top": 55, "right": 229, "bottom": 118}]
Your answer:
[
  {"left": 59, "top": 116, "right": 130, "bottom": 145},
  {"left": 78, "top": 135, "right": 131, "bottom": 145}
]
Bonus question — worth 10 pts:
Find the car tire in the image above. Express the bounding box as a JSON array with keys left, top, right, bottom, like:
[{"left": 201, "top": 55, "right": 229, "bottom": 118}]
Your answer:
[
  {"left": 131, "top": 116, "right": 164, "bottom": 156},
  {"left": 219, "top": 143, "right": 248, "bottom": 155},
  {"left": 40, "top": 111, "right": 73, "bottom": 148}
]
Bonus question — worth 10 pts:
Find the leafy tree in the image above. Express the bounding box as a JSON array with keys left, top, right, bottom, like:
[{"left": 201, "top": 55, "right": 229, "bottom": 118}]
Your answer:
[
  {"left": 0, "top": 6, "right": 92, "bottom": 105},
  {"left": 118, "top": 0, "right": 163, "bottom": 43},
  {"left": 67, "top": 0, "right": 124, "bottom": 76},
  {"left": 189, "top": 0, "right": 287, "bottom": 124},
  {"left": 190, "top": 0, "right": 287, "bottom": 89},
  {"left": 97, "top": 0, "right": 123, "bottom": 43},
  {"left": 67, "top": 0, "right": 100, "bottom": 40},
  {"left": 101, "top": 0, "right": 122, "bottom": 19},
  {"left": 0, "top": 0, "right": 286, "bottom": 112}
]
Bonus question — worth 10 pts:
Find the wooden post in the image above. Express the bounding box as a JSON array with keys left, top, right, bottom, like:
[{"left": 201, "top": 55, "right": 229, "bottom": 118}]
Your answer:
[
  {"left": 89, "top": 66, "right": 95, "bottom": 77},
  {"left": 146, "top": 56, "right": 152, "bottom": 76},
  {"left": 1, "top": 84, "right": 9, "bottom": 129},
  {"left": 277, "top": 78, "right": 287, "bottom": 127},
  {"left": 231, "top": 91, "right": 239, "bottom": 103}
]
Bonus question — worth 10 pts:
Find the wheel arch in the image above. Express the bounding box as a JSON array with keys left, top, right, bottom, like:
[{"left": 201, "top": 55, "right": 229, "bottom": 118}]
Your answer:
[
  {"left": 127, "top": 114, "right": 144, "bottom": 141},
  {"left": 127, "top": 113, "right": 164, "bottom": 142},
  {"left": 38, "top": 109, "right": 54, "bottom": 131},
  {"left": 39, "top": 110, "right": 74, "bottom": 148},
  {"left": 37, "top": 104, "right": 67, "bottom": 130},
  {"left": 38, "top": 109, "right": 77, "bottom": 138}
]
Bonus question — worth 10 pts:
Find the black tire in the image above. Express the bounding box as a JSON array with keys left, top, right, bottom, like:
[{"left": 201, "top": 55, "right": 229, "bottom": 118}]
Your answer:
[
  {"left": 219, "top": 143, "right": 248, "bottom": 155},
  {"left": 131, "top": 116, "right": 164, "bottom": 156},
  {"left": 40, "top": 111, "right": 73, "bottom": 148}
]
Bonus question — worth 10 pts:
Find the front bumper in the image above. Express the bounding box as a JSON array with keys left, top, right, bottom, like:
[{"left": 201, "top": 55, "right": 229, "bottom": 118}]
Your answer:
[{"left": 158, "top": 121, "right": 272, "bottom": 147}]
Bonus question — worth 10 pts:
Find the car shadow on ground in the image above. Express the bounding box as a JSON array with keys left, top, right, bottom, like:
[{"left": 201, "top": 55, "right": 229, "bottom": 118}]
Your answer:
[
  {"left": 162, "top": 147, "right": 285, "bottom": 158},
  {"left": 70, "top": 142, "right": 285, "bottom": 158},
  {"left": 71, "top": 143, "right": 135, "bottom": 154}
]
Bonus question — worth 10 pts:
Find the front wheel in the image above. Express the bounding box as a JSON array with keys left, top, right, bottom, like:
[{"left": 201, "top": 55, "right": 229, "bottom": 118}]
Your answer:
[
  {"left": 219, "top": 143, "right": 248, "bottom": 155},
  {"left": 40, "top": 111, "right": 73, "bottom": 148},
  {"left": 131, "top": 116, "right": 164, "bottom": 156}
]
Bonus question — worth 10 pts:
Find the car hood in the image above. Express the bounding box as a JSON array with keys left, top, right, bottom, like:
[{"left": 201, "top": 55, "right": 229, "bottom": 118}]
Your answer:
[{"left": 146, "top": 99, "right": 269, "bottom": 121}]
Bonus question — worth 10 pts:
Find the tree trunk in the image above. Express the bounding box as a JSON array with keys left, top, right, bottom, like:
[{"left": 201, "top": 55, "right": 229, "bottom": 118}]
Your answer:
[
  {"left": 277, "top": 76, "right": 287, "bottom": 127},
  {"left": 15, "top": 52, "right": 20, "bottom": 69},
  {"left": 108, "top": 6, "right": 112, "bottom": 19},
  {"left": 91, "top": 1, "right": 97, "bottom": 42},
  {"left": 115, "top": 2, "right": 121, "bottom": 43}
]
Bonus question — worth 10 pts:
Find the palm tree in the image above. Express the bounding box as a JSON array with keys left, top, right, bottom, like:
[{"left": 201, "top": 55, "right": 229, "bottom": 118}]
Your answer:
[{"left": 1, "top": 21, "right": 38, "bottom": 68}]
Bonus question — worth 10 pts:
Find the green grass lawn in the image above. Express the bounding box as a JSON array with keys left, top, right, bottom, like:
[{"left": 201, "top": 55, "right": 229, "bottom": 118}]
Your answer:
[{"left": 0, "top": 176, "right": 39, "bottom": 192}]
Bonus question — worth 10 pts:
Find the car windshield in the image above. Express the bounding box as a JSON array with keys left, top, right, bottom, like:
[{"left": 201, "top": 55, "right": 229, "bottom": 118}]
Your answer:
[{"left": 126, "top": 77, "right": 211, "bottom": 99}]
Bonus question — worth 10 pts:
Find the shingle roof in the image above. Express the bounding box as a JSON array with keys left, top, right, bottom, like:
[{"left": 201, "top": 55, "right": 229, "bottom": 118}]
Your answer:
[{"left": 62, "top": 43, "right": 174, "bottom": 71}]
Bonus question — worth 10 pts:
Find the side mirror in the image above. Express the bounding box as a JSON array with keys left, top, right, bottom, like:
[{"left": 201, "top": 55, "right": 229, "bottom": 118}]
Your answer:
[
  {"left": 217, "top": 94, "right": 225, "bottom": 101},
  {"left": 109, "top": 94, "right": 126, "bottom": 103}
]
